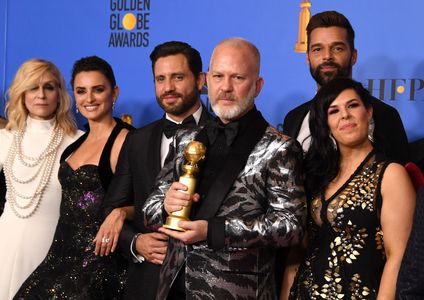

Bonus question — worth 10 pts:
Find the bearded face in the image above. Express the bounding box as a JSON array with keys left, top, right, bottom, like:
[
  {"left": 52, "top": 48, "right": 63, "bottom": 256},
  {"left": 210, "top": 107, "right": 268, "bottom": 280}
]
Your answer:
[
  {"left": 309, "top": 59, "right": 352, "bottom": 87},
  {"left": 307, "top": 26, "right": 357, "bottom": 87}
]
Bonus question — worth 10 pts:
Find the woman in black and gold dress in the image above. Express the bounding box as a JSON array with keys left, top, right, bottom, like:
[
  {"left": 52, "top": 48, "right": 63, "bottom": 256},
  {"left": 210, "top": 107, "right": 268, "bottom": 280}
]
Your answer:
[
  {"left": 283, "top": 78, "right": 415, "bottom": 299},
  {"left": 15, "top": 56, "right": 133, "bottom": 299}
]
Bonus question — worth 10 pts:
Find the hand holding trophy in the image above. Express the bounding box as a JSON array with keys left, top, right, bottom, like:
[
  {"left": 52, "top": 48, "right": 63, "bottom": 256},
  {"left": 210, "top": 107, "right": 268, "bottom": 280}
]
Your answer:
[{"left": 163, "top": 140, "right": 206, "bottom": 231}]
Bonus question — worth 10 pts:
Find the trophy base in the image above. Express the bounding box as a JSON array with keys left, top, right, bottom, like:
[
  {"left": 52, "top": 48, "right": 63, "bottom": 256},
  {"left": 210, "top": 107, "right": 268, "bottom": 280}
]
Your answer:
[{"left": 163, "top": 215, "right": 188, "bottom": 232}]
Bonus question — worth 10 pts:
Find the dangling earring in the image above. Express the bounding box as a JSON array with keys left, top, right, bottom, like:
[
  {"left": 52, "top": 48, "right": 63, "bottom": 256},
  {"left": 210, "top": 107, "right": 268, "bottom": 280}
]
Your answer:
[
  {"left": 76, "top": 106, "right": 79, "bottom": 114},
  {"left": 368, "top": 117, "right": 375, "bottom": 143},
  {"left": 329, "top": 134, "right": 338, "bottom": 151},
  {"left": 112, "top": 101, "right": 115, "bottom": 110}
]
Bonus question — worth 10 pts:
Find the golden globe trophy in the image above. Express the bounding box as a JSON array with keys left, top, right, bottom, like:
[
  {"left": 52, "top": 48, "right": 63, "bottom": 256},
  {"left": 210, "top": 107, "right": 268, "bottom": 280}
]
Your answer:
[
  {"left": 294, "top": 0, "right": 312, "bottom": 53},
  {"left": 163, "top": 140, "right": 206, "bottom": 231}
]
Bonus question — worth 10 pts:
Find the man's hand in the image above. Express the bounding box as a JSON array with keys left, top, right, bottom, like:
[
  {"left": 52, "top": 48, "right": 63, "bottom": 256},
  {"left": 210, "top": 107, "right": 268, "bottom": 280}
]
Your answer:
[
  {"left": 135, "top": 232, "right": 169, "bottom": 265},
  {"left": 159, "top": 220, "right": 208, "bottom": 245},
  {"left": 164, "top": 182, "right": 200, "bottom": 215}
]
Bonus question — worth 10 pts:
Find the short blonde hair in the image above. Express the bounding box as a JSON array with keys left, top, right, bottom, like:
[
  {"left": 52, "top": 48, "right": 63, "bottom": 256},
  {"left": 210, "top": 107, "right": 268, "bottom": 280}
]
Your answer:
[{"left": 5, "top": 58, "right": 77, "bottom": 135}]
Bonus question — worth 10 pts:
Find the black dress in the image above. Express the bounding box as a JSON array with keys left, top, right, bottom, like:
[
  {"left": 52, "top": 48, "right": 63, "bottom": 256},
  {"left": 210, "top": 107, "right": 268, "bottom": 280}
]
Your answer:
[
  {"left": 0, "top": 170, "right": 5, "bottom": 215},
  {"left": 290, "top": 152, "right": 390, "bottom": 299},
  {"left": 15, "top": 119, "right": 132, "bottom": 299}
]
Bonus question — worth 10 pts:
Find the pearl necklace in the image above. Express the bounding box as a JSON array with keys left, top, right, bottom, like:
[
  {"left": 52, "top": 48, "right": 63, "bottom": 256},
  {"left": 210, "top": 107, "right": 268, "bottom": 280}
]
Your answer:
[{"left": 3, "top": 123, "right": 64, "bottom": 218}]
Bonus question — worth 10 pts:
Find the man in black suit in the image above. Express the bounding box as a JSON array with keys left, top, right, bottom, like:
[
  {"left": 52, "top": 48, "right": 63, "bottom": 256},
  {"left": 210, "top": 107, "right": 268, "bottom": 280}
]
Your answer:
[
  {"left": 283, "top": 10, "right": 409, "bottom": 164},
  {"left": 142, "top": 38, "right": 306, "bottom": 300},
  {"left": 102, "top": 41, "right": 212, "bottom": 300}
]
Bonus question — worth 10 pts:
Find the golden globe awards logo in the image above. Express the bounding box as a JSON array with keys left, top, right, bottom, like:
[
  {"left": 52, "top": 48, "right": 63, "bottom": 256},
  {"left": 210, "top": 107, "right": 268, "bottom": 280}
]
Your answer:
[
  {"left": 365, "top": 79, "right": 424, "bottom": 101},
  {"left": 108, "top": 0, "right": 150, "bottom": 47}
]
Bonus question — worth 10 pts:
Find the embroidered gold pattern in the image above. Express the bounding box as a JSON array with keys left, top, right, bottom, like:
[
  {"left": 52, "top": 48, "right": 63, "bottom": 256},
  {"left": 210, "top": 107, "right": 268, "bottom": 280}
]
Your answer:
[{"left": 291, "top": 156, "right": 387, "bottom": 299}]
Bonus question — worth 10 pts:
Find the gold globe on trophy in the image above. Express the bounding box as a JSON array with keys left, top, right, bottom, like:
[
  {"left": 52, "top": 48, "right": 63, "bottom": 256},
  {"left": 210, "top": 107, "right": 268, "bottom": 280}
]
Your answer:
[
  {"left": 163, "top": 140, "right": 206, "bottom": 231},
  {"left": 121, "top": 113, "right": 133, "bottom": 125}
]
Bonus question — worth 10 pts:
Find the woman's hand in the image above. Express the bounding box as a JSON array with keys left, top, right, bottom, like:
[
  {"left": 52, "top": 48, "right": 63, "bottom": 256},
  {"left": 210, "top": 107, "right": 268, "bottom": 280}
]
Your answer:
[{"left": 94, "top": 207, "right": 128, "bottom": 256}]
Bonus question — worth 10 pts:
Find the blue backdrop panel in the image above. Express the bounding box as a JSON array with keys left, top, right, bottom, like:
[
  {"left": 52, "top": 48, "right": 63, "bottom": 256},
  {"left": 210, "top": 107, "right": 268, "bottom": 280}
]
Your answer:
[{"left": 1, "top": 0, "right": 423, "bottom": 141}]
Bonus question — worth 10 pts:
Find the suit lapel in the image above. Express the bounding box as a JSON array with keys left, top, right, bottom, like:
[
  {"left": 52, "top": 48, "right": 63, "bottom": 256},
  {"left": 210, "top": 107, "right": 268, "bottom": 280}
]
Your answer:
[
  {"left": 198, "top": 104, "right": 213, "bottom": 126},
  {"left": 146, "top": 119, "right": 164, "bottom": 177},
  {"left": 194, "top": 112, "right": 268, "bottom": 220},
  {"left": 291, "top": 100, "right": 312, "bottom": 138}
]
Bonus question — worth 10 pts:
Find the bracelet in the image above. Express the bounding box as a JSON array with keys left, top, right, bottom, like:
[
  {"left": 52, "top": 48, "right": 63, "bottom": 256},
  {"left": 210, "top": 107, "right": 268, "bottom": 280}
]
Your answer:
[{"left": 130, "top": 233, "right": 145, "bottom": 263}]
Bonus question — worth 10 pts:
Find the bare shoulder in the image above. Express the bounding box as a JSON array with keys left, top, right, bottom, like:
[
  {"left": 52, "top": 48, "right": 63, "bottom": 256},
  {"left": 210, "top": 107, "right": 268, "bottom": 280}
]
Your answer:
[
  {"left": 113, "top": 128, "right": 129, "bottom": 152},
  {"left": 110, "top": 128, "right": 130, "bottom": 172},
  {"left": 382, "top": 162, "right": 409, "bottom": 183},
  {"left": 116, "top": 128, "right": 130, "bottom": 141},
  {"left": 381, "top": 162, "right": 415, "bottom": 201}
]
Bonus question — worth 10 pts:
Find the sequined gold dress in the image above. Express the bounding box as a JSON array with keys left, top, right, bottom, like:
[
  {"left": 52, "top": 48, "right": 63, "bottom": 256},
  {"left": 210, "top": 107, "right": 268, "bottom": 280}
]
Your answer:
[
  {"left": 290, "top": 152, "right": 389, "bottom": 299},
  {"left": 14, "top": 120, "right": 130, "bottom": 299}
]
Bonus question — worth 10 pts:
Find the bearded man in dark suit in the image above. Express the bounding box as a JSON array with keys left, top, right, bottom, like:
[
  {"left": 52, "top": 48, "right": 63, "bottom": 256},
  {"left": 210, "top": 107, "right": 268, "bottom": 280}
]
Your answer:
[
  {"left": 101, "top": 41, "right": 212, "bottom": 300},
  {"left": 283, "top": 11, "right": 408, "bottom": 164},
  {"left": 142, "top": 38, "right": 306, "bottom": 300}
]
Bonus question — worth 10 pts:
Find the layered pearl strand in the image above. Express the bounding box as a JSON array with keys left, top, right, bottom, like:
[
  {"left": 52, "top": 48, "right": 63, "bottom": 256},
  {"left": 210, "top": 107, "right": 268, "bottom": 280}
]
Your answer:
[{"left": 3, "top": 123, "right": 64, "bottom": 218}]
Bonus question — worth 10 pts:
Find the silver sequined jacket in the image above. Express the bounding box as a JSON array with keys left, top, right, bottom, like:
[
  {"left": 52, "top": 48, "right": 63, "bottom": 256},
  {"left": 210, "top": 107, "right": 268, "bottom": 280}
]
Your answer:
[{"left": 142, "top": 125, "right": 306, "bottom": 300}]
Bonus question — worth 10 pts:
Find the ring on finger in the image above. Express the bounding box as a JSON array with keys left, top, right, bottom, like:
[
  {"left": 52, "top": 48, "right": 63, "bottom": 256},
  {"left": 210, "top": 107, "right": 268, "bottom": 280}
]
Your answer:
[{"left": 101, "top": 237, "right": 111, "bottom": 244}]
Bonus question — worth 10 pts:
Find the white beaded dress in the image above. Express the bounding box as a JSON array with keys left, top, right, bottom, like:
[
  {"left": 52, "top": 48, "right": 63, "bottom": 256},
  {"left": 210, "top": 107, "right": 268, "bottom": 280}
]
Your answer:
[{"left": 0, "top": 117, "right": 80, "bottom": 300}]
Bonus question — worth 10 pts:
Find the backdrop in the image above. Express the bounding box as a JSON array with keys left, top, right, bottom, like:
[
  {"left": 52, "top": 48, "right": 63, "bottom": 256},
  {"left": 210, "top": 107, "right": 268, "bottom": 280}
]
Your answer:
[{"left": 1, "top": 0, "right": 423, "bottom": 142}]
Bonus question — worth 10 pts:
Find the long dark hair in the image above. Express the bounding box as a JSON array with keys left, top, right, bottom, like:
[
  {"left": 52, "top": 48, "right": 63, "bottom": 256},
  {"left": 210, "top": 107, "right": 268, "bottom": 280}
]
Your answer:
[{"left": 305, "top": 78, "right": 371, "bottom": 198}]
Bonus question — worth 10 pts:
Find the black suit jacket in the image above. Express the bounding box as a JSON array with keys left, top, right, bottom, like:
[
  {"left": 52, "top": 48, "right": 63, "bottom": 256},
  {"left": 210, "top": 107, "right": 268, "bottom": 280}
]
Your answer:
[
  {"left": 142, "top": 109, "right": 306, "bottom": 299},
  {"left": 102, "top": 107, "right": 212, "bottom": 300},
  {"left": 282, "top": 94, "right": 409, "bottom": 164},
  {"left": 409, "top": 138, "right": 424, "bottom": 173},
  {"left": 396, "top": 187, "right": 424, "bottom": 299}
]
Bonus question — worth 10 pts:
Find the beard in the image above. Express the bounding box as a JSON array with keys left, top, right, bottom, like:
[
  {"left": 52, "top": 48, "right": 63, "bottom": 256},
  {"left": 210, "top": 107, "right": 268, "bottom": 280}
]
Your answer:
[
  {"left": 157, "top": 87, "right": 199, "bottom": 116},
  {"left": 211, "top": 84, "right": 256, "bottom": 122},
  {"left": 310, "top": 60, "right": 352, "bottom": 86}
]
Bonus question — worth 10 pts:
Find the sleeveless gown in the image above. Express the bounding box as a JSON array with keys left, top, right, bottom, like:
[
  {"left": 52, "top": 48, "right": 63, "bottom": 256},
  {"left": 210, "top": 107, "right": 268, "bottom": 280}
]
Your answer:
[
  {"left": 290, "top": 152, "right": 390, "bottom": 299},
  {"left": 14, "top": 119, "right": 131, "bottom": 299}
]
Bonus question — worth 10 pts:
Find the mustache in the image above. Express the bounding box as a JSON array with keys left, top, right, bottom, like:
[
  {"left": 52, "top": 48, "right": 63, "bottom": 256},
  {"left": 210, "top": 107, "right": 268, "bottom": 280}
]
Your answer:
[
  {"left": 216, "top": 92, "right": 236, "bottom": 100},
  {"left": 160, "top": 92, "right": 183, "bottom": 100},
  {"left": 317, "top": 61, "right": 341, "bottom": 71}
]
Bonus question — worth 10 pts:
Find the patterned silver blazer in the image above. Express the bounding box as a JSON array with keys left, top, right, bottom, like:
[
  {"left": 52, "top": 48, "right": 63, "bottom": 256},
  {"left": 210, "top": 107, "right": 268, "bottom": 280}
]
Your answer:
[{"left": 142, "top": 122, "right": 306, "bottom": 300}]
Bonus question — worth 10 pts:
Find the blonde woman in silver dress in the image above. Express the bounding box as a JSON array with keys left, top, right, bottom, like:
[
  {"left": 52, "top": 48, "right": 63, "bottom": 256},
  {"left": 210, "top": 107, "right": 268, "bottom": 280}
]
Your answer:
[{"left": 0, "top": 59, "right": 81, "bottom": 299}]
